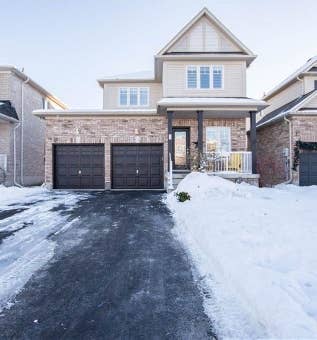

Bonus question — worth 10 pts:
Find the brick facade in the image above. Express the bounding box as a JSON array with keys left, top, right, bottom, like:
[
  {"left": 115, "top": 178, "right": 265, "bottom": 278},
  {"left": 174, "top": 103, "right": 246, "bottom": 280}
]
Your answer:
[
  {"left": 257, "top": 115, "right": 317, "bottom": 186},
  {"left": 257, "top": 120, "right": 289, "bottom": 186},
  {"left": 44, "top": 115, "right": 247, "bottom": 189}
]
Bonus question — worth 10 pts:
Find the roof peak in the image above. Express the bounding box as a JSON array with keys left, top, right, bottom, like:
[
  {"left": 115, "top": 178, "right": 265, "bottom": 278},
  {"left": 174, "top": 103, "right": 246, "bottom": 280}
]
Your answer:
[{"left": 264, "top": 56, "right": 317, "bottom": 100}]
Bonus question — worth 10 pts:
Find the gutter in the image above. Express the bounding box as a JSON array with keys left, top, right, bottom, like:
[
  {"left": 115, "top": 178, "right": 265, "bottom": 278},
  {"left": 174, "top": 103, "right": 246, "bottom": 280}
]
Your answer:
[
  {"left": 0, "top": 113, "right": 19, "bottom": 123},
  {"left": 18, "top": 76, "right": 30, "bottom": 187}
]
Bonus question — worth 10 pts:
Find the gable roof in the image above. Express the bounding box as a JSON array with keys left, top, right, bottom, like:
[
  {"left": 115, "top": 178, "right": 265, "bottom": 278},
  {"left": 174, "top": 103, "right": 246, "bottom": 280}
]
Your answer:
[
  {"left": 0, "top": 66, "right": 67, "bottom": 109},
  {"left": 264, "top": 56, "right": 317, "bottom": 100},
  {"left": 257, "top": 90, "right": 317, "bottom": 128},
  {"left": 156, "top": 7, "right": 255, "bottom": 57},
  {"left": 0, "top": 100, "right": 19, "bottom": 122}
]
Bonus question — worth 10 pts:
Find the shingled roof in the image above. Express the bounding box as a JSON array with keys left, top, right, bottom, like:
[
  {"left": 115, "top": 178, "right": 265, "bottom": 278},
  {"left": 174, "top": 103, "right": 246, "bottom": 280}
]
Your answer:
[
  {"left": 257, "top": 90, "right": 316, "bottom": 128},
  {"left": 0, "top": 101, "right": 19, "bottom": 121}
]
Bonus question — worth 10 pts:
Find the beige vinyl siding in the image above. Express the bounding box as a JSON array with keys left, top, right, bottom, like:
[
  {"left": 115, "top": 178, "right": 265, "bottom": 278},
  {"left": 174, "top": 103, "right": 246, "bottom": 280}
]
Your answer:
[
  {"left": 168, "top": 16, "right": 241, "bottom": 53},
  {"left": 0, "top": 72, "right": 10, "bottom": 100},
  {"left": 103, "top": 82, "right": 162, "bottom": 110},
  {"left": 261, "top": 81, "right": 303, "bottom": 118},
  {"left": 303, "top": 75, "right": 317, "bottom": 93},
  {"left": 303, "top": 95, "right": 317, "bottom": 108},
  {"left": 163, "top": 60, "right": 246, "bottom": 97}
]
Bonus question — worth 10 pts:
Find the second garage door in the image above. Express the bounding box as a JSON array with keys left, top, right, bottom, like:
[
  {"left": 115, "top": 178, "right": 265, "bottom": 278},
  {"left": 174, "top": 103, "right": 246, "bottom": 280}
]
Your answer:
[
  {"left": 299, "top": 152, "right": 317, "bottom": 186},
  {"left": 112, "top": 144, "right": 164, "bottom": 189}
]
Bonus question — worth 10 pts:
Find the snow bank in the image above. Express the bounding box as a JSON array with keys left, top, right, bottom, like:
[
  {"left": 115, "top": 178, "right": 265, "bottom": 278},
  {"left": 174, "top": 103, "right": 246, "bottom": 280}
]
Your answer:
[{"left": 167, "top": 172, "right": 317, "bottom": 338}]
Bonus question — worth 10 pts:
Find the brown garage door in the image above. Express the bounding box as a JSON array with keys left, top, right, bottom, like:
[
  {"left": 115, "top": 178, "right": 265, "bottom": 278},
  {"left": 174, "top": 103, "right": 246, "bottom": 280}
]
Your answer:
[
  {"left": 54, "top": 144, "right": 104, "bottom": 189},
  {"left": 112, "top": 144, "right": 164, "bottom": 189},
  {"left": 299, "top": 152, "right": 317, "bottom": 186}
]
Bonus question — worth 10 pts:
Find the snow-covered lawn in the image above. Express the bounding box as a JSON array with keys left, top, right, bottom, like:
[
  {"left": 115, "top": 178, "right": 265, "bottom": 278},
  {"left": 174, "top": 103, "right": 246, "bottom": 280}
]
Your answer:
[
  {"left": 167, "top": 173, "right": 317, "bottom": 338},
  {"left": 0, "top": 186, "right": 88, "bottom": 312}
]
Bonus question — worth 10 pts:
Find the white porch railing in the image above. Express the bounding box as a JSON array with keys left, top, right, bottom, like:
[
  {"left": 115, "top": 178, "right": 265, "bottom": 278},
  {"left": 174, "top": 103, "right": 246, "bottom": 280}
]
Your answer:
[
  {"left": 0, "top": 154, "right": 7, "bottom": 172},
  {"left": 202, "top": 151, "right": 252, "bottom": 174}
]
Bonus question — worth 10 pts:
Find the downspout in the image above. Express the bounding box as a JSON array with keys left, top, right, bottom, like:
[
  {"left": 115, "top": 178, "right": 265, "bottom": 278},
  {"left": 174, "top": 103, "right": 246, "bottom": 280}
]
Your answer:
[
  {"left": 13, "top": 121, "right": 22, "bottom": 187},
  {"left": 284, "top": 115, "right": 293, "bottom": 183},
  {"left": 20, "top": 76, "right": 30, "bottom": 186}
]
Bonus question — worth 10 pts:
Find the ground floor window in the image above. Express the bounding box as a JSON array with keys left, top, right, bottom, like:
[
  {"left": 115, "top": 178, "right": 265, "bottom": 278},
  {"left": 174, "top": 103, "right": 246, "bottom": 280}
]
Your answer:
[{"left": 206, "top": 127, "right": 231, "bottom": 153}]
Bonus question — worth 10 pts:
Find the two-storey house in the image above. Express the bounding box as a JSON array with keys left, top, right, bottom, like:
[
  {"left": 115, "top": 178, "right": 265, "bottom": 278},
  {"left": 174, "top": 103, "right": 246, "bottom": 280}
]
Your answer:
[
  {"left": 0, "top": 66, "right": 66, "bottom": 186},
  {"left": 257, "top": 56, "right": 317, "bottom": 186},
  {"left": 35, "top": 8, "right": 266, "bottom": 190}
]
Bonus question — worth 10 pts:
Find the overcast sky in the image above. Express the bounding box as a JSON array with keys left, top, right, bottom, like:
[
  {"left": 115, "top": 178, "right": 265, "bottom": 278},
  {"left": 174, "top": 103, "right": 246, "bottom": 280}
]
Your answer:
[{"left": 1, "top": 0, "right": 316, "bottom": 108}]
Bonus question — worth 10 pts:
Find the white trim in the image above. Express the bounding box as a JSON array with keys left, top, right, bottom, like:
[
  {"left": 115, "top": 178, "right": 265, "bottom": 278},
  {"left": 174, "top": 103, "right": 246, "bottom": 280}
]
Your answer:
[
  {"left": 185, "top": 64, "right": 224, "bottom": 90},
  {"left": 118, "top": 87, "right": 150, "bottom": 107},
  {"left": 158, "top": 97, "right": 267, "bottom": 108},
  {"left": 205, "top": 126, "right": 231, "bottom": 153},
  {"left": 257, "top": 91, "right": 317, "bottom": 128},
  {"left": 156, "top": 7, "right": 254, "bottom": 56},
  {"left": 264, "top": 56, "right": 317, "bottom": 100},
  {"left": 212, "top": 65, "right": 224, "bottom": 90}
]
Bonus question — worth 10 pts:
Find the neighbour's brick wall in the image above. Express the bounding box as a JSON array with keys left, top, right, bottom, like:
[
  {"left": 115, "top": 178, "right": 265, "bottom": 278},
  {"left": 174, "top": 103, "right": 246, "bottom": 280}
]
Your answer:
[
  {"left": 257, "top": 120, "right": 289, "bottom": 186},
  {"left": 44, "top": 116, "right": 248, "bottom": 189},
  {"left": 257, "top": 115, "right": 317, "bottom": 186},
  {"left": 45, "top": 116, "right": 168, "bottom": 189}
]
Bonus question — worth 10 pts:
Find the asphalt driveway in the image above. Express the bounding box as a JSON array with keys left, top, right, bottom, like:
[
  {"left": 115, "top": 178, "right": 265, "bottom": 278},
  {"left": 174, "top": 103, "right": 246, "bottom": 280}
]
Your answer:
[{"left": 0, "top": 191, "right": 215, "bottom": 339}]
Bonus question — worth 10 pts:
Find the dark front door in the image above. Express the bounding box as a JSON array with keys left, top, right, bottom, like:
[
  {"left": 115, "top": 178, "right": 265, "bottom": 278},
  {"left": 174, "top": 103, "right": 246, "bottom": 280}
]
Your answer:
[
  {"left": 172, "top": 128, "right": 190, "bottom": 170},
  {"left": 111, "top": 144, "right": 164, "bottom": 189},
  {"left": 299, "top": 152, "right": 317, "bottom": 186},
  {"left": 54, "top": 144, "right": 105, "bottom": 189}
]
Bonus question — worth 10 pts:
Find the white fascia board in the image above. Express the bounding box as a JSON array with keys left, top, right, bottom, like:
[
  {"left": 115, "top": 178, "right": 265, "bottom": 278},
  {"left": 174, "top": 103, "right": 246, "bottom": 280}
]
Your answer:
[
  {"left": 264, "top": 56, "right": 317, "bottom": 100},
  {"left": 33, "top": 108, "right": 158, "bottom": 117}
]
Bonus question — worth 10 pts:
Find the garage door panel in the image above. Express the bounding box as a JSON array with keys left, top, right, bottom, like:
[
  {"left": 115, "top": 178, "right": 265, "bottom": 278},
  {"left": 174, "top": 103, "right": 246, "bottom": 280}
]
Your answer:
[
  {"left": 300, "top": 152, "right": 317, "bottom": 186},
  {"left": 112, "top": 144, "right": 163, "bottom": 189},
  {"left": 54, "top": 144, "right": 105, "bottom": 189}
]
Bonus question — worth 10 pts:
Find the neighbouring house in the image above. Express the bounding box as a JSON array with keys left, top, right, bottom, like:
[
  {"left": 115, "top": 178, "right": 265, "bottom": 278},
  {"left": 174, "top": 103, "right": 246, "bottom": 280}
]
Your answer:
[
  {"left": 257, "top": 56, "right": 317, "bottom": 186},
  {"left": 34, "top": 7, "right": 266, "bottom": 190},
  {"left": 0, "top": 66, "right": 66, "bottom": 186}
]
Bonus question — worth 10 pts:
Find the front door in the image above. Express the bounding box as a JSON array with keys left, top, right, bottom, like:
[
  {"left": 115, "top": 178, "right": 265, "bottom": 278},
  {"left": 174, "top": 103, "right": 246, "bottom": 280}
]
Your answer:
[{"left": 172, "top": 128, "right": 190, "bottom": 170}]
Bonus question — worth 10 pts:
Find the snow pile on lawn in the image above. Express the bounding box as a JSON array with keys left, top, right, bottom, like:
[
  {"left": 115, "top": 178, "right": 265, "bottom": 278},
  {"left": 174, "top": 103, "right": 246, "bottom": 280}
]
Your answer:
[
  {"left": 0, "top": 185, "right": 46, "bottom": 208},
  {"left": 167, "top": 172, "right": 317, "bottom": 338}
]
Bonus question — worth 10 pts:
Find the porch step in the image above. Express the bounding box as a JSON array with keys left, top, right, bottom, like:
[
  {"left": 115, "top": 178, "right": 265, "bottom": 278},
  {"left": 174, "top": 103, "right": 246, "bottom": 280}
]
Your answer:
[{"left": 172, "top": 171, "right": 190, "bottom": 189}]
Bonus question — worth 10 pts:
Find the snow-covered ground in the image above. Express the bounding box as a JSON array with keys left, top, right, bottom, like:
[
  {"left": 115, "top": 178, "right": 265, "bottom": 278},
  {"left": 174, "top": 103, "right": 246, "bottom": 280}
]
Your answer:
[
  {"left": 0, "top": 186, "right": 88, "bottom": 312},
  {"left": 167, "top": 173, "right": 317, "bottom": 338}
]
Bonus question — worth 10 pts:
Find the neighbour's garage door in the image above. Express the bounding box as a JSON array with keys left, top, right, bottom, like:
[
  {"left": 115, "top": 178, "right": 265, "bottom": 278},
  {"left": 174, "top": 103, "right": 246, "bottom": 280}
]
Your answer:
[
  {"left": 112, "top": 144, "right": 164, "bottom": 189},
  {"left": 54, "top": 144, "right": 105, "bottom": 189},
  {"left": 299, "top": 152, "right": 317, "bottom": 186}
]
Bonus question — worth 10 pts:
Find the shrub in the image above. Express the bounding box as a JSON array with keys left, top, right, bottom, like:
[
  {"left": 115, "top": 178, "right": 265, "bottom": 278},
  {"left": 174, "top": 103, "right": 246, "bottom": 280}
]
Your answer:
[{"left": 175, "top": 191, "right": 191, "bottom": 202}]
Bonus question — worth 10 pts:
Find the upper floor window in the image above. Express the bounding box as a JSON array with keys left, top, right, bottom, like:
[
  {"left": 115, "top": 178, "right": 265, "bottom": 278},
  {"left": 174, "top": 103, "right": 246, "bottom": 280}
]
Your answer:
[
  {"left": 119, "top": 87, "right": 149, "bottom": 106},
  {"left": 200, "top": 66, "right": 210, "bottom": 88},
  {"left": 186, "top": 65, "right": 223, "bottom": 89},
  {"left": 187, "top": 66, "right": 197, "bottom": 88},
  {"left": 206, "top": 126, "right": 231, "bottom": 153},
  {"left": 213, "top": 66, "right": 223, "bottom": 89}
]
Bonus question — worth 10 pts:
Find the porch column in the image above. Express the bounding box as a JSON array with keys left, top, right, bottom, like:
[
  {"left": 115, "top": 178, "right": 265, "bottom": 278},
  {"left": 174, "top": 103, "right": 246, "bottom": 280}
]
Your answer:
[
  {"left": 197, "top": 110, "right": 204, "bottom": 168},
  {"left": 250, "top": 111, "right": 257, "bottom": 174},
  {"left": 167, "top": 111, "right": 173, "bottom": 165},
  {"left": 197, "top": 110, "right": 204, "bottom": 155}
]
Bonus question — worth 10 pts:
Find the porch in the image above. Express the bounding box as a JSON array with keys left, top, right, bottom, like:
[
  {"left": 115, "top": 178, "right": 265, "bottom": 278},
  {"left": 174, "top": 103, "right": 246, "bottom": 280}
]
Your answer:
[{"left": 157, "top": 97, "right": 267, "bottom": 188}]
